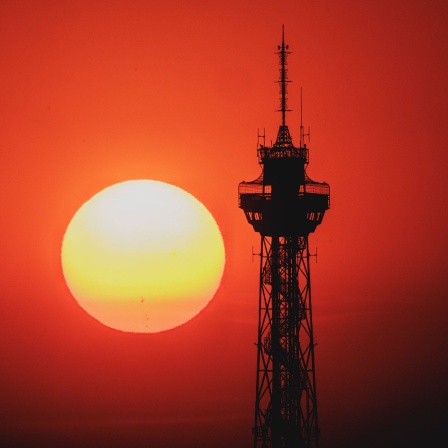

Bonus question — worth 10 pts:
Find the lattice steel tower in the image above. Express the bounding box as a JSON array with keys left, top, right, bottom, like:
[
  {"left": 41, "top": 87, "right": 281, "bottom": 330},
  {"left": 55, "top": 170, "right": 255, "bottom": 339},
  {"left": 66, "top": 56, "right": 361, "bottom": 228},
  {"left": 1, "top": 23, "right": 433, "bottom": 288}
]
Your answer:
[{"left": 238, "top": 29, "right": 330, "bottom": 448}]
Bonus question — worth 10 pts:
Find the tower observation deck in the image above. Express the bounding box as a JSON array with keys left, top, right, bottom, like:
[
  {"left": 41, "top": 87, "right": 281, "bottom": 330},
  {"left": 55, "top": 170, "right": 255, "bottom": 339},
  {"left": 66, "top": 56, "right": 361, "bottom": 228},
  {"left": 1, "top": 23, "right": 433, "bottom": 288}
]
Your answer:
[{"left": 238, "top": 29, "right": 330, "bottom": 448}]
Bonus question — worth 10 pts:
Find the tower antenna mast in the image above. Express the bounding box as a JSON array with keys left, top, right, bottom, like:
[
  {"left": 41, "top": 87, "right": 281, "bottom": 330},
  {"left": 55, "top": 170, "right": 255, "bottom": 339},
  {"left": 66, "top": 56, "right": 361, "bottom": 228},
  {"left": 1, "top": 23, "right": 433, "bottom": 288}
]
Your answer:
[
  {"left": 277, "top": 25, "right": 291, "bottom": 127},
  {"left": 238, "top": 28, "right": 331, "bottom": 448}
]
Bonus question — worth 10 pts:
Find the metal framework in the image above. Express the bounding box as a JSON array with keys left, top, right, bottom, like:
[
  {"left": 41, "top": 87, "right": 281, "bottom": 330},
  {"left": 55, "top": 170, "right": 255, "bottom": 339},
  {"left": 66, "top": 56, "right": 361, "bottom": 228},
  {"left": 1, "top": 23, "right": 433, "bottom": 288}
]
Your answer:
[
  {"left": 254, "top": 236, "right": 318, "bottom": 448},
  {"left": 239, "top": 28, "right": 330, "bottom": 448}
]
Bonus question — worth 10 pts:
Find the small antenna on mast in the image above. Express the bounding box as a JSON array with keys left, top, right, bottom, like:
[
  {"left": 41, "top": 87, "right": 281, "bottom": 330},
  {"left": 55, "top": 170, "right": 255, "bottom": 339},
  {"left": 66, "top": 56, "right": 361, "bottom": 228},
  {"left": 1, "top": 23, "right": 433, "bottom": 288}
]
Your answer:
[
  {"left": 258, "top": 128, "right": 266, "bottom": 148},
  {"left": 300, "top": 87, "right": 303, "bottom": 147},
  {"left": 300, "top": 88, "right": 311, "bottom": 146}
]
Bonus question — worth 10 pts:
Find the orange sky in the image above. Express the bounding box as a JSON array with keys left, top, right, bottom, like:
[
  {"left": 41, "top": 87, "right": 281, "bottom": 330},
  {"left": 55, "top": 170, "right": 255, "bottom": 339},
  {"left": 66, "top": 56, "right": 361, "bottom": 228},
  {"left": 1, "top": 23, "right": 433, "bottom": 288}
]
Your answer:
[{"left": 1, "top": 1, "right": 448, "bottom": 447}]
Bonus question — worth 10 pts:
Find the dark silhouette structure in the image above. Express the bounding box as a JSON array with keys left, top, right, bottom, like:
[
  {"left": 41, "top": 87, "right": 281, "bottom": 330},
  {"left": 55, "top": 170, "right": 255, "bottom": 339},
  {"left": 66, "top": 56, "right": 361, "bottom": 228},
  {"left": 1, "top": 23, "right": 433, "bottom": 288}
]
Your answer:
[{"left": 238, "top": 29, "right": 330, "bottom": 448}]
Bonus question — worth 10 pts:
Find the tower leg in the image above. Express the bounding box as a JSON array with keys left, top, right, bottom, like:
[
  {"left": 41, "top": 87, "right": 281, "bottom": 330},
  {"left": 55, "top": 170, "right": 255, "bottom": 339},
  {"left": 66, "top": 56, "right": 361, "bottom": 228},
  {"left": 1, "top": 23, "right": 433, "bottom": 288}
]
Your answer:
[{"left": 253, "top": 236, "right": 319, "bottom": 448}]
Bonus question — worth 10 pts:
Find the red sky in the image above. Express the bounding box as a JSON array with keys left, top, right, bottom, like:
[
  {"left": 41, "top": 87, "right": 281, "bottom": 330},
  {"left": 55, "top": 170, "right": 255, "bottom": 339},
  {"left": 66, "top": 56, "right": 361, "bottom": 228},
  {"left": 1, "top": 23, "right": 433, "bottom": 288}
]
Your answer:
[{"left": 1, "top": 1, "right": 448, "bottom": 447}]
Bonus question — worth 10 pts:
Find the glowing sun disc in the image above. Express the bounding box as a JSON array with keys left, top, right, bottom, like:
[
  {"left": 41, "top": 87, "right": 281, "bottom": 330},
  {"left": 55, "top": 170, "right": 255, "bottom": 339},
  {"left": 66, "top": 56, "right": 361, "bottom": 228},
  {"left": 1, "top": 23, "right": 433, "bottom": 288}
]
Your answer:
[{"left": 61, "top": 180, "right": 225, "bottom": 333}]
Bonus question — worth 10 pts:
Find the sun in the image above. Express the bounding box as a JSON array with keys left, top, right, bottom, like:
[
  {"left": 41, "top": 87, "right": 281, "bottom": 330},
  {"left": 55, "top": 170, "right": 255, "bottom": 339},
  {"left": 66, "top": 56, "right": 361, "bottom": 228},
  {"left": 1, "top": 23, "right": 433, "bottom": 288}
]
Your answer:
[{"left": 61, "top": 180, "right": 225, "bottom": 333}]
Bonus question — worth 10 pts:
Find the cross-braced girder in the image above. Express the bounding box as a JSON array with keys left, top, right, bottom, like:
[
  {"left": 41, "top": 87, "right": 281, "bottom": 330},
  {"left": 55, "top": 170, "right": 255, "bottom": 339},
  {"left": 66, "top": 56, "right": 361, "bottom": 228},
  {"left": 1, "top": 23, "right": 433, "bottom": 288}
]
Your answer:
[{"left": 253, "top": 236, "right": 319, "bottom": 448}]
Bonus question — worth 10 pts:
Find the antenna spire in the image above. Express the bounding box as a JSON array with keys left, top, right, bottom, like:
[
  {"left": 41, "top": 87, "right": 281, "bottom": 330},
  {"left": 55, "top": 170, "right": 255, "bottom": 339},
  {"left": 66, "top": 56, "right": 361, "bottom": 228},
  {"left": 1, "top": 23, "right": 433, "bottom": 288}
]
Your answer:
[
  {"left": 300, "top": 87, "right": 303, "bottom": 147},
  {"left": 277, "top": 25, "right": 291, "bottom": 126}
]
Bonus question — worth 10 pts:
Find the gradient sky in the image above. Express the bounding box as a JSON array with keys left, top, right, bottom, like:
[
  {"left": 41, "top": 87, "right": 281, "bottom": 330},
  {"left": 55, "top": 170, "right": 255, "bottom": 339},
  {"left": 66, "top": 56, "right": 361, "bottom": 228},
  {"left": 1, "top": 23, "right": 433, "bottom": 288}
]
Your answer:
[{"left": 1, "top": 1, "right": 447, "bottom": 447}]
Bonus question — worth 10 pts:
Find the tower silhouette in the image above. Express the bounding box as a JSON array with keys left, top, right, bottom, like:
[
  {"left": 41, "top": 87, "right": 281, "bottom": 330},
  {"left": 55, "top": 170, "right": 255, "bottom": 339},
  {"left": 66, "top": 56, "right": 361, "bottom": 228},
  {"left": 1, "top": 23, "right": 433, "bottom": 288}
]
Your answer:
[{"left": 238, "top": 29, "right": 330, "bottom": 448}]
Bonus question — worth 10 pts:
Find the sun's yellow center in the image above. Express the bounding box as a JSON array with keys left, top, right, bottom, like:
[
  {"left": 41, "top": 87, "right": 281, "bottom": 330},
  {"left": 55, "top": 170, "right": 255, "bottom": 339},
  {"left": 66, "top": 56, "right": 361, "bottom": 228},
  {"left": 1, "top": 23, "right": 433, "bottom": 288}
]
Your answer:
[{"left": 61, "top": 180, "right": 225, "bottom": 333}]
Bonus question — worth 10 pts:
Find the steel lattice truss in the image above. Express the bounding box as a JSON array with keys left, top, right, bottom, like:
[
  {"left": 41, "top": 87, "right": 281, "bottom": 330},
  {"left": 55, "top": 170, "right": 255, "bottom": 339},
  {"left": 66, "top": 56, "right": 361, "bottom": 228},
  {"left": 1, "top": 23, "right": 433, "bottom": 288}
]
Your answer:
[{"left": 254, "top": 235, "right": 319, "bottom": 448}]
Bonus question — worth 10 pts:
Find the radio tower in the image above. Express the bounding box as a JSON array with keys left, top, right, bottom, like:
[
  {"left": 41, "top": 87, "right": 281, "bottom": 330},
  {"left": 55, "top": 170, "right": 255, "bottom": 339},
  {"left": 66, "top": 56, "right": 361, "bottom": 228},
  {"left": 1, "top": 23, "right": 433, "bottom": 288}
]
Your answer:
[{"left": 238, "top": 28, "right": 330, "bottom": 448}]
